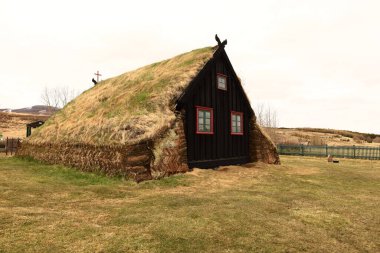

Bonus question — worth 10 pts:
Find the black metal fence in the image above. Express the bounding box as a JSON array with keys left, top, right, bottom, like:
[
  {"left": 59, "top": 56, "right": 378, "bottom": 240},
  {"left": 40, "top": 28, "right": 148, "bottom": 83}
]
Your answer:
[
  {"left": 0, "top": 138, "right": 21, "bottom": 155},
  {"left": 277, "top": 144, "right": 380, "bottom": 160}
]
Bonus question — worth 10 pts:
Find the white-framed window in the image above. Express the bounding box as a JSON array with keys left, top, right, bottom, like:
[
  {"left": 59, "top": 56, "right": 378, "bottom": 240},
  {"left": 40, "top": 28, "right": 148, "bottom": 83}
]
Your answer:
[
  {"left": 217, "top": 73, "right": 227, "bottom": 90},
  {"left": 196, "top": 106, "right": 214, "bottom": 134},
  {"left": 231, "top": 111, "right": 243, "bottom": 135}
]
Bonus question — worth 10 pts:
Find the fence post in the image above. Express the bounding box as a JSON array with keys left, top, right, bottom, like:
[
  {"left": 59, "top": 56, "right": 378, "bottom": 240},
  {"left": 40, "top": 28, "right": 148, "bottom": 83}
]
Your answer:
[
  {"left": 326, "top": 145, "right": 328, "bottom": 157},
  {"left": 5, "top": 137, "right": 8, "bottom": 156},
  {"left": 301, "top": 144, "right": 304, "bottom": 156},
  {"left": 17, "top": 138, "right": 21, "bottom": 154}
]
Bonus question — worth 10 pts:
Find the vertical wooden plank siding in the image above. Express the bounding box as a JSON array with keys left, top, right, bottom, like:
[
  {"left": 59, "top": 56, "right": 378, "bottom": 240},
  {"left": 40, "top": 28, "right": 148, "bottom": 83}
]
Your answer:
[{"left": 185, "top": 53, "right": 251, "bottom": 168}]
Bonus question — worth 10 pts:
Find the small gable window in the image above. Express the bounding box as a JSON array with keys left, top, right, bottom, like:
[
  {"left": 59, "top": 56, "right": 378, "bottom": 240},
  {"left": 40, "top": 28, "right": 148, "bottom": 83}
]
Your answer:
[
  {"left": 196, "top": 106, "right": 214, "bottom": 134},
  {"left": 217, "top": 73, "right": 227, "bottom": 90},
  {"left": 231, "top": 111, "right": 243, "bottom": 135}
]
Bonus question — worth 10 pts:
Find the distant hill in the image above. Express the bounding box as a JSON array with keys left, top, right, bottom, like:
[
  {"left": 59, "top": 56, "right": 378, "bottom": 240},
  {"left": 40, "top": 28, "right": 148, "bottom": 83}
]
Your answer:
[
  {"left": 274, "top": 127, "right": 380, "bottom": 146},
  {"left": 0, "top": 105, "right": 59, "bottom": 115}
]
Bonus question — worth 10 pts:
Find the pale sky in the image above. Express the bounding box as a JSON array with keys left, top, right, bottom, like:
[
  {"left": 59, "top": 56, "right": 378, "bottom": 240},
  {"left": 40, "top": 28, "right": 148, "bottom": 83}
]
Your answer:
[{"left": 0, "top": 0, "right": 379, "bottom": 134}]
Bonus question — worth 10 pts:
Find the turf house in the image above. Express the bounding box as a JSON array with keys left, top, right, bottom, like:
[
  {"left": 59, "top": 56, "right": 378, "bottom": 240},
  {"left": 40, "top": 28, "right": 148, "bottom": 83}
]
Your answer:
[{"left": 18, "top": 36, "right": 280, "bottom": 182}]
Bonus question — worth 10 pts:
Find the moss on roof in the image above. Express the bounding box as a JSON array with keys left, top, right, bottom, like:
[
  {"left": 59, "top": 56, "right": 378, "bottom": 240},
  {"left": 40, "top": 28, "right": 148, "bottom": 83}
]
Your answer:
[{"left": 29, "top": 46, "right": 215, "bottom": 145}]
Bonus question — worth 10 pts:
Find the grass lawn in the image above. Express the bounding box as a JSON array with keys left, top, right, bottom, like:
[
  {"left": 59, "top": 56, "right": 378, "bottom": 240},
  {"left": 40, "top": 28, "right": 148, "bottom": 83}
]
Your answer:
[{"left": 0, "top": 156, "right": 379, "bottom": 252}]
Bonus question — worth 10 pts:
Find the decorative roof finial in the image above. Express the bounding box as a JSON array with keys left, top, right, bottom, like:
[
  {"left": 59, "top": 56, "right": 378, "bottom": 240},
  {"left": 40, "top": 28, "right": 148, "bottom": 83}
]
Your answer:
[{"left": 215, "top": 34, "right": 227, "bottom": 47}]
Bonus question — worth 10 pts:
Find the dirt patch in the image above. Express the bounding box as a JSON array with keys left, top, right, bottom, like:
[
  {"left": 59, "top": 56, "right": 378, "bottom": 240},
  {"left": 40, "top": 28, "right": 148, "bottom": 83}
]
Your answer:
[
  {"left": 216, "top": 166, "right": 231, "bottom": 172},
  {"left": 188, "top": 168, "right": 204, "bottom": 177},
  {"left": 186, "top": 164, "right": 269, "bottom": 193}
]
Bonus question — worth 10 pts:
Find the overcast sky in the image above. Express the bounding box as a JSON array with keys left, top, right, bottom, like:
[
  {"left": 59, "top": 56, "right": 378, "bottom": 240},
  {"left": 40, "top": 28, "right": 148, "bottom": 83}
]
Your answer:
[{"left": 0, "top": 0, "right": 379, "bottom": 134}]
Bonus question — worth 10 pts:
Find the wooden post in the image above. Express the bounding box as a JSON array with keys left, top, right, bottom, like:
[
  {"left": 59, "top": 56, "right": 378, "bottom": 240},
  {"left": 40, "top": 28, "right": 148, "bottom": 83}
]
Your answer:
[
  {"left": 26, "top": 126, "right": 31, "bottom": 137},
  {"left": 5, "top": 137, "right": 7, "bottom": 156},
  {"left": 326, "top": 145, "right": 328, "bottom": 157},
  {"left": 367, "top": 147, "right": 370, "bottom": 160},
  {"left": 301, "top": 144, "right": 304, "bottom": 156},
  {"left": 353, "top": 145, "right": 356, "bottom": 159}
]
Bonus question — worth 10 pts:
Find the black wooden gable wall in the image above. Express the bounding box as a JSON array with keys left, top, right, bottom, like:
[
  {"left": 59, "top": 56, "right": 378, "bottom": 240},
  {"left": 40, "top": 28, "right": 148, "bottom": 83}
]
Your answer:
[{"left": 177, "top": 48, "right": 253, "bottom": 168}]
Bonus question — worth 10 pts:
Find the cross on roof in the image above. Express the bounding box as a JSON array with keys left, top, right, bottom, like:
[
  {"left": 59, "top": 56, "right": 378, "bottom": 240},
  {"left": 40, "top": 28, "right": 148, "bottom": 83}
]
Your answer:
[{"left": 94, "top": 70, "right": 102, "bottom": 82}]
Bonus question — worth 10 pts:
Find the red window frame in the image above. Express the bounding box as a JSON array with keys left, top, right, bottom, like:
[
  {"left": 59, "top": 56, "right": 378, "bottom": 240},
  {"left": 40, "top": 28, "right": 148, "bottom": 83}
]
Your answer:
[
  {"left": 231, "top": 111, "right": 244, "bottom": 135},
  {"left": 196, "top": 106, "right": 214, "bottom": 135},
  {"left": 217, "top": 73, "right": 227, "bottom": 91}
]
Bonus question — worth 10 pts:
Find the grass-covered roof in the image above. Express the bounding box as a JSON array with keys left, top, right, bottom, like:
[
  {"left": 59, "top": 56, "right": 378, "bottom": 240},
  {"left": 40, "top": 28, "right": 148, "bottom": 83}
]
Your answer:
[{"left": 29, "top": 46, "right": 216, "bottom": 145}]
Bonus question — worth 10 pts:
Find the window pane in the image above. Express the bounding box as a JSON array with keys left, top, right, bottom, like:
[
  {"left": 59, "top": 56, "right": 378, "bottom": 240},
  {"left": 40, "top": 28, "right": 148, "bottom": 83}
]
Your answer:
[
  {"left": 197, "top": 108, "right": 212, "bottom": 133},
  {"left": 231, "top": 113, "right": 243, "bottom": 134},
  {"left": 218, "top": 76, "right": 227, "bottom": 89}
]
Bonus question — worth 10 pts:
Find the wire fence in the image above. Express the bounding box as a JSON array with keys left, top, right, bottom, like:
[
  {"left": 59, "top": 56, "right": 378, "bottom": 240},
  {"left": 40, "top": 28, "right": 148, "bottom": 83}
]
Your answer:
[{"left": 277, "top": 144, "right": 380, "bottom": 160}]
